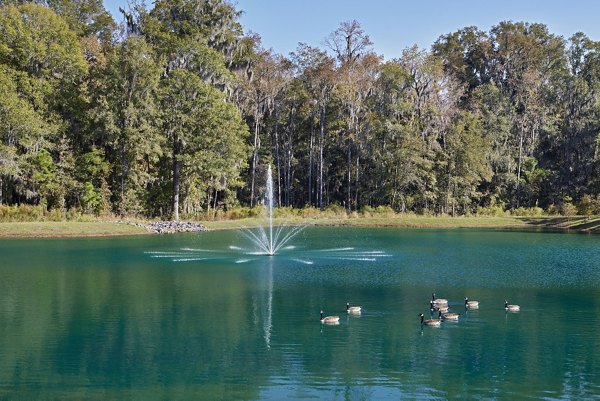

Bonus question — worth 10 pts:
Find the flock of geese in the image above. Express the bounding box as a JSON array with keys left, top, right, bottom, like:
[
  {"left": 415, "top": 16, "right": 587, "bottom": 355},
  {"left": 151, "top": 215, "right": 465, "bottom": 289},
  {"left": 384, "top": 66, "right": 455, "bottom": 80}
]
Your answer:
[{"left": 320, "top": 293, "right": 521, "bottom": 326}]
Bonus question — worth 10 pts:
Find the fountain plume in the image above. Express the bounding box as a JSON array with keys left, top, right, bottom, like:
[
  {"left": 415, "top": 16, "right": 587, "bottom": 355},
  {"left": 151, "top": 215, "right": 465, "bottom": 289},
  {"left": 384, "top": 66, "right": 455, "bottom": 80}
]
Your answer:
[{"left": 241, "top": 165, "right": 304, "bottom": 255}]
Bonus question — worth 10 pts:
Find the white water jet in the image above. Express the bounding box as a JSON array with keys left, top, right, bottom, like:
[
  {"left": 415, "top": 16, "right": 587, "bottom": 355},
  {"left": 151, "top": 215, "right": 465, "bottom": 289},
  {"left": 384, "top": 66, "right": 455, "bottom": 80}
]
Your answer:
[{"left": 241, "top": 165, "right": 304, "bottom": 256}]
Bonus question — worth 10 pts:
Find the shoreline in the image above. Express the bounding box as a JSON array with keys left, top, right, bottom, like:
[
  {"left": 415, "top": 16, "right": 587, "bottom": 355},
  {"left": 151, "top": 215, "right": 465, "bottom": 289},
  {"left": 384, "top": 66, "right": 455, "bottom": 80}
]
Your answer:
[{"left": 0, "top": 215, "right": 599, "bottom": 238}]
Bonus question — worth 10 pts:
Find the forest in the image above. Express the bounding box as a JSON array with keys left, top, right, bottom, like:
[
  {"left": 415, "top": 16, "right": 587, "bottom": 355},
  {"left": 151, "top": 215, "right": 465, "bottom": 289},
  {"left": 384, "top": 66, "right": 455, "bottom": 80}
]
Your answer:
[{"left": 1, "top": 0, "right": 600, "bottom": 220}]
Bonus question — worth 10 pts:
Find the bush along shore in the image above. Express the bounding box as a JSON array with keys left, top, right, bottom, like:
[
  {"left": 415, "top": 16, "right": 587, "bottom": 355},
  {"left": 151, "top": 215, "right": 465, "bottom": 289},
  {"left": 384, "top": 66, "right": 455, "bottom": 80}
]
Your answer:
[{"left": 122, "top": 221, "right": 206, "bottom": 234}]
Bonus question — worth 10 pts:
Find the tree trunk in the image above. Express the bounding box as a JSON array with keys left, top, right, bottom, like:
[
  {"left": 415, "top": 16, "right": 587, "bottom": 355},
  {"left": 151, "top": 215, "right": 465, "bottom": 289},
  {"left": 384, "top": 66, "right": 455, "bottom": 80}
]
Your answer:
[
  {"left": 516, "top": 120, "right": 525, "bottom": 208},
  {"left": 319, "top": 106, "right": 325, "bottom": 210},
  {"left": 172, "top": 139, "right": 181, "bottom": 221},
  {"left": 275, "top": 110, "right": 282, "bottom": 207},
  {"left": 250, "top": 117, "right": 260, "bottom": 207},
  {"left": 354, "top": 155, "right": 360, "bottom": 209},
  {"left": 346, "top": 137, "right": 352, "bottom": 211},
  {"left": 213, "top": 188, "right": 218, "bottom": 218},
  {"left": 446, "top": 169, "right": 452, "bottom": 215},
  {"left": 308, "top": 110, "right": 314, "bottom": 207}
]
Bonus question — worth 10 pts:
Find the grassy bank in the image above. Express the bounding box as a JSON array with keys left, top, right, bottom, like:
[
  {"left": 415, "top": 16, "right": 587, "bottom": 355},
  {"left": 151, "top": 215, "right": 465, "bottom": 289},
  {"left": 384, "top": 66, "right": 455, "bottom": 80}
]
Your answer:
[
  {"left": 0, "top": 221, "right": 148, "bottom": 238},
  {"left": 201, "top": 215, "right": 530, "bottom": 230},
  {"left": 2, "top": 215, "right": 600, "bottom": 238},
  {"left": 203, "top": 214, "right": 600, "bottom": 233}
]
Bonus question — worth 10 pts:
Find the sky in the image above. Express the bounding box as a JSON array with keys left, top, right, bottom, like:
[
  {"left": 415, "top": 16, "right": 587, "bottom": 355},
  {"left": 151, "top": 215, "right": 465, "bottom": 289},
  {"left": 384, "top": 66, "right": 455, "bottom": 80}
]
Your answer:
[{"left": 104, "top": 0, "right": 600, "bottom": 60}]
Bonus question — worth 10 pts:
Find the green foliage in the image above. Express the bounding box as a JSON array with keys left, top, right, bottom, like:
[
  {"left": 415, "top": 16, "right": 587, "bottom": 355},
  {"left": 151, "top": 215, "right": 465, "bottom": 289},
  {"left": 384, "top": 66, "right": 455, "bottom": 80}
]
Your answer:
[
  {"left": 510, "top": 207, "right": 545, "bottom": 217},
  {"left": 46, "top": 0, "right": 116, "bottom": 40},
  {"left": 2, "top": 1, "right": 600, "bottom": 219},
  {"left": 0, "top": 204, "right": 45, "bottom": 221},
  {"left": 360, "top": 205, "right": 396, "bottom": 217},
  {"left": 0, "top": 3, "right": 87, "bottom": 80},
  {"left": 577, "top": 194, "right": 598, "bottom": 217},
  {"left": 476, "top": 206, "right": 507, "bottom": 217},
  {"left": 560, "top": 197, "right": 578, "bottom": 217},
  {"left": 160, "top": 68, "right": 249, "bottom": 218}
]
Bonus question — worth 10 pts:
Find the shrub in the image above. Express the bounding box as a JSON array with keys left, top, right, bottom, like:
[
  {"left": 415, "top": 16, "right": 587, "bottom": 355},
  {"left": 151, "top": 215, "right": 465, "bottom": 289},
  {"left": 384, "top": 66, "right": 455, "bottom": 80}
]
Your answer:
[
  {"left": 224, "top": 207, "right": 252, "bottom": 220},
  {"left": 577, "top": 194, "right": 598, "bottom": 217},
  {"left": 547, "top": 204, "right": 559, "bottom": 215},
  {"left": 561, "top": 202, "right": 577, "bottom": 217},
  {"left": 275, "top": 207, "right": 300, "bottom": 218},
  {"left": 375, "top": 205, "right": 396, "bottom": 216},
  {"left": 510, "top": 207, "right": 544, "bottom": 217},
  {"left": 320, "top": 204, "right": 347, "bottom": 218},
  {"left": 476, "top": 205, "right": 506, "bottom": 217},
  {"left": 0, "top": 204, "right": 46, "bottom": 222},
  {"left": 299, "top": 207, "right": 321, "bottom": 218}
]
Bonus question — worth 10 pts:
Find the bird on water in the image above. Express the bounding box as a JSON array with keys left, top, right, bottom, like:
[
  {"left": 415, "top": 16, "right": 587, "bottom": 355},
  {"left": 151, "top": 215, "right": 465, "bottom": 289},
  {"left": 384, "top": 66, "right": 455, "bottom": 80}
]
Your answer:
[
  {"left": 420, "top": 313, "right": 441, "bottom": 327},
  {"left": 320, "top": 310, "right": 340, "bottom": 324},
  {"left": 504, "top": 300, "right": 520, "bottom": 312},
  {"left": 465, "top": 297, "right": 479, "bottom": 309},
  {"left": 431, "top": 293, "right": 448, "bottom": 305}
]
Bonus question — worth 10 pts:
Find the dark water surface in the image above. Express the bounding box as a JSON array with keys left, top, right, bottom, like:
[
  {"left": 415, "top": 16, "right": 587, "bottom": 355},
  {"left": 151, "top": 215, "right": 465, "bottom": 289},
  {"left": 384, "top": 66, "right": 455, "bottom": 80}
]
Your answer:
[{"left": 1, "top": 227, "right": 600, "bottom": 400}]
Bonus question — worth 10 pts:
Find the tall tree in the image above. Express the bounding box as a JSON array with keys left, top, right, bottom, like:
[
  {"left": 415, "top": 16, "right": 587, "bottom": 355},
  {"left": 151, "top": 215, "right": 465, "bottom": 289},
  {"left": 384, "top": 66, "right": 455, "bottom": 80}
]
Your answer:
[
  {"left": 292, "top": 44, "right": 335, "bottom": 208},
  {"left": 326, "top": 20, "right": 374, "bottom": 210},
  {"left": 159, "top": 69, "right": 248, "bottom": 220},
  {"left": 89, "top": 35, "right": 162, "bottom": 215},
  {"left": 0, "top": 3, "right": 87, "bottom": 208}
]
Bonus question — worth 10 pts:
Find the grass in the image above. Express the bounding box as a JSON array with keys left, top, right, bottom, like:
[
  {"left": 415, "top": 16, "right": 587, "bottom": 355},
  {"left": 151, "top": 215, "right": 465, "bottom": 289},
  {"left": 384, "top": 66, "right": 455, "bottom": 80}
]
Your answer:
[
  {"left": 2, "top": 214, "right": 599, "bottom": 238},
  {"left": 0, "top": 221, "right": 148, "bottom": 238},
  {"left": 202, "top": 215, "right": 530, "bottom": 230}
]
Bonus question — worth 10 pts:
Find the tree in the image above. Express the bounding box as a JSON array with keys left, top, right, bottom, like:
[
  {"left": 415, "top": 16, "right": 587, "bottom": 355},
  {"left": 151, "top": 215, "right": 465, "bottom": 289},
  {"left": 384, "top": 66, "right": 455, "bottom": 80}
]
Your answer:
[
  {"left": 292, "top": 43, "right": 335, "bottom": 208},
  {"left": 443, "top": 111, "right": 492, "bottom": 214},
  {"left": 47, "top": 0, "right": 116, "bottom": 41},
  {"left": 235, "top": 49, "right": 290, "bottom": 207},
  {"left": 433, "top": 26, "right": 492, "bottom": 96},
  {"left": 89, "top": 35, "right": 163, "bottom": 215},
  {"left": 160, "top": 69, "right": 248, "bottom": 220},
  {"left": 0, "top": 3, "right": 87, "bottom": 209},
  {"left": 326, "top": 20, "right": 375, "bottom": 210}
]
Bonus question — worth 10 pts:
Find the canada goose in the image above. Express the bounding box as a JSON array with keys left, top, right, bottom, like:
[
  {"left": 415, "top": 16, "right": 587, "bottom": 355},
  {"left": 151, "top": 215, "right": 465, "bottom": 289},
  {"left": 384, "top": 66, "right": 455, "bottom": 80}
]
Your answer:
[
  {"left": 439, "top": 311, "right": 460, "bottom": 320},
  {"left": 432, "top": 293, "right": 448, "bottom": 305},
  {"left": 430, "top": 301, "right": 449, "bottom": 312},
  {"left": 346, "top": 302, "right": 362, "bottom": 314},
  {"left": 320, "top": 310, "right": 340, "bottom": 324},
  {"left": 420, "top": 313, "right": 441, "bottom": 327},
  {"left": 504, "top": 300, "right": 520, "bottom": 312},
  {"left": 465, "top": 297, "right": 479, "bottom": 309}
]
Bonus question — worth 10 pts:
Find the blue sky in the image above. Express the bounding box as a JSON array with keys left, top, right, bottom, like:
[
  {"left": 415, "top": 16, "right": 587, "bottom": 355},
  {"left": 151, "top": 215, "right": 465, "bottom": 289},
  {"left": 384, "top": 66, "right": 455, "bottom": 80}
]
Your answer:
[{"left": 104, "top": 0, "right": 600, "bottom": 60}]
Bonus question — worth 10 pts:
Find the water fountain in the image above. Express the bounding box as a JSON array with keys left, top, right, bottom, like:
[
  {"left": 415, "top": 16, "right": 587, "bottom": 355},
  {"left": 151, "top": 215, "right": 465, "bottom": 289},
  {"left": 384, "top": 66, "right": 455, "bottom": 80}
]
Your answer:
[
  {"left": 146, "top": 165, "right": 391, "bottom": 264},
  {"left": 240, "top": 165, "right": 305, "bottom": 256}
]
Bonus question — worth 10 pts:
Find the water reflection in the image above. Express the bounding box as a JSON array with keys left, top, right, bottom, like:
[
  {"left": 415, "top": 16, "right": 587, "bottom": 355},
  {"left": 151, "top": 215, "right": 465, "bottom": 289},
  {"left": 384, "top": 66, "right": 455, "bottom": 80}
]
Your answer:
[{"left": 0, "top": 229, "right": 599, "bottom": 399}]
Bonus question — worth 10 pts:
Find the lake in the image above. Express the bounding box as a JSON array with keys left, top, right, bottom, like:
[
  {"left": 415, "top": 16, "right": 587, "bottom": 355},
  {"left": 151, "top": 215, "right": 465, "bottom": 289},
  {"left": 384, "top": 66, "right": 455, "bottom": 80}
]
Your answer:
[{"left": 1, "top": 227, "right": 599, "bottom": 400}]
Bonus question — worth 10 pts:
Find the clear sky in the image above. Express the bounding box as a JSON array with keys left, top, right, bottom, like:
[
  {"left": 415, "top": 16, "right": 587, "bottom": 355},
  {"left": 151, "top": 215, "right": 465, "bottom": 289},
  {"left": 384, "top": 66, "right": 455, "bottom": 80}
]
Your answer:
[{"left": 104, "top": 0, "right": 600, "bottom": 60}]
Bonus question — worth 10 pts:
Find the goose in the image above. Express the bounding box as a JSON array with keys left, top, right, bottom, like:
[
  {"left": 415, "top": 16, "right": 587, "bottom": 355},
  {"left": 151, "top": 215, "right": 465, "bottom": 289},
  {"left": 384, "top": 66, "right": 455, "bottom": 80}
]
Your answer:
[
  {"left": 439, "top": 310, "right": 460, "bottom": 321},
  {"left": 465, "top": 297, "right": 479, "bottom": 309},
  {"left": 420, "top": 313, "right": 441, "bottom": 327},
  {"left": 320, "top": 310, "right": 340, "bottom": 324},
  {"left": 432, "top": 293, "right": 448, "bottom": 305},
  {"left": 430, "top": 301, "right": 449, "bottom": 312},
  {"left": 346, "top": 302, "right": 362, "bottom": 314},
  {"left": 504, "top": 300, "right": 520, "bottom": 312}
]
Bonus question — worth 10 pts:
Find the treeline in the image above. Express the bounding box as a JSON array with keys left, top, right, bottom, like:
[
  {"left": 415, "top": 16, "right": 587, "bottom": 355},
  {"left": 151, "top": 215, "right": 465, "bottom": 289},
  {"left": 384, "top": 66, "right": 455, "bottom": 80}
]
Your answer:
[{"left": 1, "top": 0, "right": 600, "bottom": 219}]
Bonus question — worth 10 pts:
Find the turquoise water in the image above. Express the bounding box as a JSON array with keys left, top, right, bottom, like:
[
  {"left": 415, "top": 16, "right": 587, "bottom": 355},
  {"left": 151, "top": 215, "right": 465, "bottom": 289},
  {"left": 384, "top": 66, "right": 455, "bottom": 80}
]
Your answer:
[{"left": 1, "top": 227, "right": 600, "bottom": 400}]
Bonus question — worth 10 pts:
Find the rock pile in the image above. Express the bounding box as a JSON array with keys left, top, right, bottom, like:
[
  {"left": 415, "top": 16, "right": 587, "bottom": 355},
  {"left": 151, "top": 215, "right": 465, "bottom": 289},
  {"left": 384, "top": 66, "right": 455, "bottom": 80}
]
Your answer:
[{"left": 145, "top": 221, "right": 206, "bottom": 234}]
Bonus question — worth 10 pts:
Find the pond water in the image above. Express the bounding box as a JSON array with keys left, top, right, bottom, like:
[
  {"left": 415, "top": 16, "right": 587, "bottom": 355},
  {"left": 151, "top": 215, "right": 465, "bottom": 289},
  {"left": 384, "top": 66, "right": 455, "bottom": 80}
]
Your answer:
[{"left": 1, "top": 227, "right": 600, "bottom": 400}]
